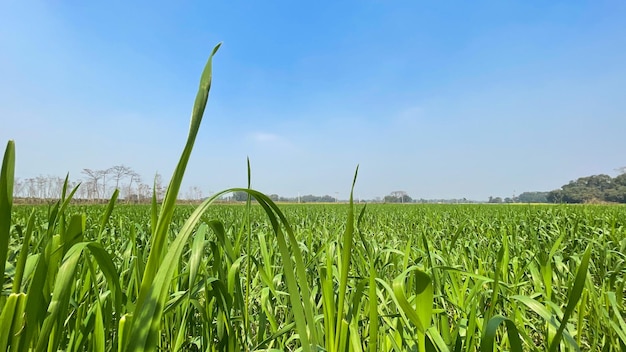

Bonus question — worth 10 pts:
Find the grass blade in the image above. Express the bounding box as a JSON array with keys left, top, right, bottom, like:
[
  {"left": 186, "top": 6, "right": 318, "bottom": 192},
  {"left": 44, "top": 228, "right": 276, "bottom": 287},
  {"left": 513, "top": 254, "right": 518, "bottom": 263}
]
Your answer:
[
  {"left": 130, "top": 43, "right": 220, "bottom": 351},
  {"left": 548, "top": 244, "right": 592, "bottom": 352},
  {"left": 0, "top": 140, "right": 15, "bottom": 291},
  {"left": 480, "top": 315, "right": 523, "bottom": 352}
]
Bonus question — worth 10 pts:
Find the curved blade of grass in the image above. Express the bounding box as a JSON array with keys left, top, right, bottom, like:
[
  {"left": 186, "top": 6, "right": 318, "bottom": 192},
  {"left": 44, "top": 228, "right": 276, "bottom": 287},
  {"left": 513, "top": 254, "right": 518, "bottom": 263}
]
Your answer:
[
  {"left": 392, "top": 265, "right": 433, "bottom": 351},
  {"left": 392, "top": 266, "right": 433, "bottom": 332},
  {"left": 127, "top": 187, "right": 318, "bottom": 351},
  {"left": 0, "top": 293, "right": 25, "bottom": 350},
  {"left": 510, "top": 295, "right": 578, "bottom": 349},
  {"left": 8, "top": 292, "right": 27, "bottom": 352},
  {"left": 12, "top": 210, "right": 35, "bottom": 293},
  {"left": 480, "top": 315, "right": 523, "bottom": 352},
  {"left": 607, "top": 292, "right": 626, "bottom": 345},
  {"left": 0, "top": 140, "right": 15, "bottom": 290},
  {"left": 188, "top": 223, "right": 207, "bottom": 289},
  {"left": 548, "top": 245, "right": 591, "bottom": 352}
]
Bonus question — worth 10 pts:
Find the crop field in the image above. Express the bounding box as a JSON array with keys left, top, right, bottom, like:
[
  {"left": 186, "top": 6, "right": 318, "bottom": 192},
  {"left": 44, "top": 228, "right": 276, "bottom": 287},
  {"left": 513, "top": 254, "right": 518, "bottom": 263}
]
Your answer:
[
  {"left": 2, "top": 199, "right": 626, "bottom": 351},
  {"left": 1, "top": 46, "right": 626, "bottom": 351}
]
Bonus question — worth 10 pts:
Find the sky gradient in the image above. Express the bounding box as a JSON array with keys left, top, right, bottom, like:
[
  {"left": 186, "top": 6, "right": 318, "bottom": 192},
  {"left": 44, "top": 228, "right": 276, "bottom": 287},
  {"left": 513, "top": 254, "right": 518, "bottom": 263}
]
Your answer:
[{"left": 1, "top": 1, "right": 625, "bottom": 200}]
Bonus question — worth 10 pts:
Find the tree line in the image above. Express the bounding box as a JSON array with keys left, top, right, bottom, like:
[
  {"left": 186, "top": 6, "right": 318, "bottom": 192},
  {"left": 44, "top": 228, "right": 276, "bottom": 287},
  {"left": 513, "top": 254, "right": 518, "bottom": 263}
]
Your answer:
[
  {"left": 546, "top": 171, "right": 626, "bottom": 203},
  {"left": 488, "top": 168, "right": 626, "bottom": 204},
  {"left": 16, "top": 166, "right": 625, "bottom": 204},
  {"left": 13, "top": 165, "right": 205, "bottom": 203}
]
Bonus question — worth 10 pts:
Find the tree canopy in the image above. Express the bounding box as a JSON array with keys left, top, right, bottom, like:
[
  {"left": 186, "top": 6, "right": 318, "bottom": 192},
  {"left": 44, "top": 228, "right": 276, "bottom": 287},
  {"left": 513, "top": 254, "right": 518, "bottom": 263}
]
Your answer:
[{"left": 547, "top": 173, "right": 626, "bottom": 203}]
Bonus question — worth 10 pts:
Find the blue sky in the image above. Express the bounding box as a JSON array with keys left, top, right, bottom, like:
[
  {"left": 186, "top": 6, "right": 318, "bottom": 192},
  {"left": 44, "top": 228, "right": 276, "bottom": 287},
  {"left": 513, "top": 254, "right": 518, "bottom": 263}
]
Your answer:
[{"left": 1, "top": 1, "right": 625, "bottom": 200}]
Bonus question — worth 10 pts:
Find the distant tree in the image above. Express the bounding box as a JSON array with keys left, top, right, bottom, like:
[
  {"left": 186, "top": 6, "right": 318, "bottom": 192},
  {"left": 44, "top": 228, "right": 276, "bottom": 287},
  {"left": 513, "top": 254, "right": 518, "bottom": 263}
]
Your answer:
[
  {"left": 233, "top": 191, "right": 250, "bottom": 202},
  {"left": 13, "top": 178, "right": 25, "bottom": 197},
  {"left": 81, "top": 169, "right": 101, "bottom": 200},
  {"left": 124, "top": 172, "right": 141, "bottom": 201},
  {"left": 137, "top": 183, "right": 151, "bottom": 201},
  {"left": 517, "top": 191, "right": 549, "bottom": 203},
  {"left": 385, "top": 191, "right": 412, "bottom": 203},
  {"left": 487, "top": 196, "right": 503, "bottom": 203},
  {"left": 320, "top": 195, "right": 335, "bottom": 202},
  {"left": 547, "top": 189, "right": 564, "bottom": 203},
  {"left": 154, "top": 172, "right": 165, "bottom": 201},
  {"left": 614, "top": 173, "right": 626, "bottom": 186},
  {"left": 193, "top": 186, "right": 203, "bottom": 200},
  {"left": 604, "top": 186, "right": 626, "bottom": 203},
  {"left": 110, "top": 165, "right": 134, "bottom": 191},
  {"left": 98, "top": 168, "right": 112, "bottom": 199},
  {"left": 548, "top": 173, "right": 626, "bottom": 203}
]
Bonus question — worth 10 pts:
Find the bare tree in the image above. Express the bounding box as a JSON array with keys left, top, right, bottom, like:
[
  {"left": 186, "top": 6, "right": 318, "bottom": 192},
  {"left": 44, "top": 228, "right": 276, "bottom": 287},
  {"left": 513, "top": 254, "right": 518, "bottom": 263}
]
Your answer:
[
  {"left": 154, "top": 172, "right": 165, "bottom": 201},
  {"left": 49, "top": 175, "right": 64, "bottom": 199},
  {"left": 126, "top": 171, "right": 140, "bottom": 201},
  {"left": 98, "top": 168, "right": 113, "bottom": 199},
  {"left": 111, "top": 165, "right": 134, "bottom": 192},
  {"left": 14, "top": 178, "right": 25, "bottom": 197},
  {"left": 183, "top": 186, "right": 203, "bottom": 201},
  {"left": 75, "top": 179, "right": 88, "bottom": 199},
  {"left": 82, "top": 169, "right": 101, "bottom": 200},
  {"left": 193, "top": 186, "right": 203, "bottom": 200},
  {"left": 185, "top": 186, "right": 194, "bottom": 201},
  {"left": 137, "top": 182, "right": 151, "bottom": 202},
  {"left": 35, "top": 176, "right": 47, "bottom": 199},
  {"left": 25, "top": 178, "right": 36, "bottom": 198}
]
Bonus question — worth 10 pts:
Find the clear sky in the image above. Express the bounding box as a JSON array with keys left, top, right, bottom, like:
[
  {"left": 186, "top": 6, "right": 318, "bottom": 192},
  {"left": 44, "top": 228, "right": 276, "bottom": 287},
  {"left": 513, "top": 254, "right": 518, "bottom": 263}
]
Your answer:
[{"left": 1, "top": 1, "right": 625, "bottom": 200}]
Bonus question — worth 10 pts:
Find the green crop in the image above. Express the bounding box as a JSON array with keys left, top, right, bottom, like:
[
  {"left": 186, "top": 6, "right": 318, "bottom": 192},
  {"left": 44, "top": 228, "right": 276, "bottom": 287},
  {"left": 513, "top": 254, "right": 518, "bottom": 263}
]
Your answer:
[{"left": 2, "top": 45, "right": 626, "bottom": 351}]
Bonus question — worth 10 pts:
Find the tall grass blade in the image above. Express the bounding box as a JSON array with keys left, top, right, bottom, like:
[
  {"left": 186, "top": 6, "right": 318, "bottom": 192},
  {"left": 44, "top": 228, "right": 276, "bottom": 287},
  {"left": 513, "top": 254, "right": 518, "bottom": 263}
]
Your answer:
[
  {"left": 549, "top": 244, "right": 592, "bottom": 352},
  {"left": 11, "top": 210, "right": 35, "bottom": 293},
  {"left": 0, "top": 140, "right": 15, "bottom": 290},
  {"left": 333, "top": 166, "right": 359, "bottom": 351},
  {"left": 392, "top": 266, "right": 433, "bottom": 350},
  {"left": 480, "top": 315, "right": 523, "bottom": 352},
  {"left": 129, "top": 43, "right": 220, "bottom": 351}
]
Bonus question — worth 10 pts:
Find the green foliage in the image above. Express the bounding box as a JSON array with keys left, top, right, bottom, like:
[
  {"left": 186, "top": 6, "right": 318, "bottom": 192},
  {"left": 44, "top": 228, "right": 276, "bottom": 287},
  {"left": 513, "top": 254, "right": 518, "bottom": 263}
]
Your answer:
[
  {"left": 384, "top": 191, "right": 413, "bottom": 203},
  {"left": 548, "top": 174, "right": 626, "bottom": 203},
  {"left": 517, "top": 191, "right": 549, "bottom": 203}
]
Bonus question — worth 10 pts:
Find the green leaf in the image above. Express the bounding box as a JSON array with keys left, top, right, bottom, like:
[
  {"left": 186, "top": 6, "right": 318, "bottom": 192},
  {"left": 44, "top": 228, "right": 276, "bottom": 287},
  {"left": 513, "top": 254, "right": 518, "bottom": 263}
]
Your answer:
[
  {"left": 480, "top": 315, "right": 523, "bottom": 352},
  {"left": 0, "top": 140, "right": 15, "bottom": 290},
  {"left": 133, "top": 45, "right": 221, "bottom": 351},
  {"left": 549, "top": 244, "right": 591, "bottom": 352}
]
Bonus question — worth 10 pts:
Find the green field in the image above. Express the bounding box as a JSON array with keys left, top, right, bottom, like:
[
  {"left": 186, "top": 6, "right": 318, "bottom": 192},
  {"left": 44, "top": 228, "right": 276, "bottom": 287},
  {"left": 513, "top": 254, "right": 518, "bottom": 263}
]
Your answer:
[
  {"left": 2, "top": 45, "right": 626, "bottom": 351},
  {"left": 2, "top": 200, "right": 626, "bottom": 351}
]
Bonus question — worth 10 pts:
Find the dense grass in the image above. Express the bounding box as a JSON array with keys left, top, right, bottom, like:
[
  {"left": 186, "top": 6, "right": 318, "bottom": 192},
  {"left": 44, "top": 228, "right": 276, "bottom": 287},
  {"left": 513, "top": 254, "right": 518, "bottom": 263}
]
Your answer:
[
  {"left": 2, "top": 201, "right": 626, "bottom": 351},
  {"left": 2, "top": 45, "right": 626, "bottom": 351}
]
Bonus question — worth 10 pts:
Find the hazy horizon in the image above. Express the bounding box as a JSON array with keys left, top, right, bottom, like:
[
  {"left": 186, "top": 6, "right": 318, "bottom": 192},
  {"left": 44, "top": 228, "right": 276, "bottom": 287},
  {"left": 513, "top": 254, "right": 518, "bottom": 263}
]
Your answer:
[{"left": 2, "top": 1, "right": 625, "bottom": 201}]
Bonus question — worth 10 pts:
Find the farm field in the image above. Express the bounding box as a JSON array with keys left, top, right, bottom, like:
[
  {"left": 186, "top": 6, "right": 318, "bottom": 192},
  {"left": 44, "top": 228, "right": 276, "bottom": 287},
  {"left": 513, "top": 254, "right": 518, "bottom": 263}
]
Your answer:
[{"left": 2, "top": 200, "right": 626, "bottom": 351}]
